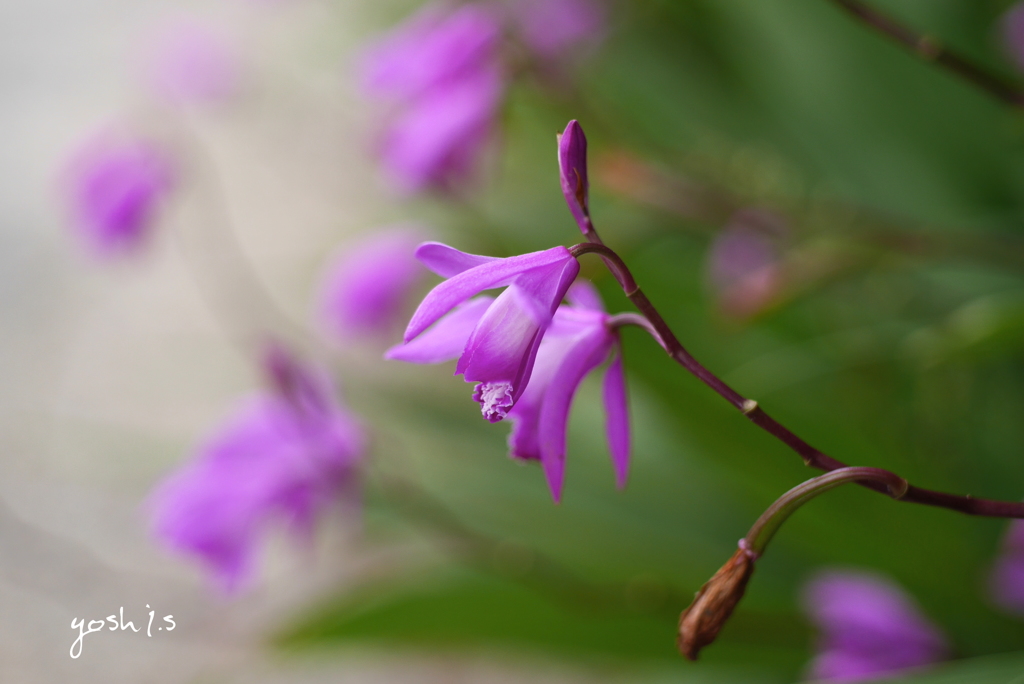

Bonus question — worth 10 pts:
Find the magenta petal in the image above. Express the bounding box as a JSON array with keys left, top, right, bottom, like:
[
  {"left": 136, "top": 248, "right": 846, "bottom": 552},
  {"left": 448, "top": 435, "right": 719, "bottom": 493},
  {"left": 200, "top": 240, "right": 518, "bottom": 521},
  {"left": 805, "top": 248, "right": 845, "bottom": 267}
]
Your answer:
[
  {"left": 602, "top": 342, "right": 630, "bottom": 489},
  {"left": 801, "top": 570, "right": 948, "bottom": 681},
  {"left": 64, "top": 131, "right": 173, "bottom": 257},
  {"left": 379, "top": 64, "right": 503, "bottom": 192},
  {"left": 459, "top": 284, "right": 545, "bottom": 379},
  {"left": 360, "top": 4, "right": 501, "bottom": 98},
  {"left": 557, "top": 119, "right": 590, "bottom": 233},
  {"left": 506, "top": 329, "right": 581, "bottom": 460},
  {"left": 318, "top": 226, "right": 427, "bottom": 339},
  {"left": 404, "top": 246, "right": 574, "bottom": 341},
  {"left": 459, "top": 285, "right": 548, "bottom": 423},
  {"left": 358, "top": 3, "right": 505, "bottom": 192},
  {"left": 459, "top": 257, "right": 580, "bottom": 405},
  {"left": 416, "top": 241, "right": 500, "bottom": 277},
  {"left": 150, "top": 352, "right": 364, "bottom": 593},
  {"left": 538, "top": 328, "right": 614, "bottom": 501},
  {"left": 385, "top": 296, "right": 492, "bottom": 363},
  {"left": 566, "top": 279, "right": 604, "bottom": 311}
]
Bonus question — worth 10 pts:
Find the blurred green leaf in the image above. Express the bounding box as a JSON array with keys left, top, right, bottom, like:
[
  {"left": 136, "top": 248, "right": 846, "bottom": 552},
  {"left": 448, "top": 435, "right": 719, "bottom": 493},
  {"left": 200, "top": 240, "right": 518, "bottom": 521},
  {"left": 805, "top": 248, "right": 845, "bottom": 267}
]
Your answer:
[{"left": 874, "top": 651, "right": 1024, "bottom": 683}]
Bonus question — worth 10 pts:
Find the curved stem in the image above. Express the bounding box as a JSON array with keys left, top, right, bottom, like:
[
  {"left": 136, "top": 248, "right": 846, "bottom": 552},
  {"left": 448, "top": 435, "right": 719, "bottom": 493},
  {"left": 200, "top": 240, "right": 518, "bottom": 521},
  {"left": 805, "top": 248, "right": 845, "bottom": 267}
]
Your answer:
[
  {"left": 606, "top": 312, "right": 665, "bottom": 349},
  {"left": 571, "top": 242, "right": 1024, "bottom": 519},
  {"left": 827, "top": 0, "right": 1024, "bottom": 108},
  {"left": 744, "top": 468, "right": 907, "bottom": 554}
]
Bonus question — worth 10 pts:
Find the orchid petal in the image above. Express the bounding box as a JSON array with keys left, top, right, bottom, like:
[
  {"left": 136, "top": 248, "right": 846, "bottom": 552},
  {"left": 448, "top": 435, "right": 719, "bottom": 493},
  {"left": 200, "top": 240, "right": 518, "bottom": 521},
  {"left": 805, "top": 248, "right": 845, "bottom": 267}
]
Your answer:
[
  {"left": 458, "top": 284, "right": 544, "bottom": 379},
  {"left": 506, "top": 329, "right": 581, "bottom": 460},
  {"left": 538, "top": 328, "right": 614, "bottom": 502},
  {"left": 602, "top": 342, "right": 630, "bottom": 489},
  {"left": 404, "top": 245, "right": 574, "bottom": 341},
  {"left": 318, "top": 226, "right": 427, "bottom": 339},
  {"left": 459, "top": 257, "right": 580, "bottom": 419},
  {"left": 380, "top": 64, "right": 503, "bottom": 192},
  {"left": 566, "top": 279, "right": 604, "bottom": 311},
  {"left": 385, "top": 296, "right": 492, "bottom": 363},
  {"left": 416, "top": 241, "right": 500, "bottom": 277}
]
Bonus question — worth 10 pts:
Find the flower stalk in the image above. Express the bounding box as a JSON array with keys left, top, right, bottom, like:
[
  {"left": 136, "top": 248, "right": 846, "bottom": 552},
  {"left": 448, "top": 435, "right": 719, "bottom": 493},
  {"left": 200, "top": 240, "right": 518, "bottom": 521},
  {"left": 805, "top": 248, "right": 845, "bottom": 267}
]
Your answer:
[
  {"left": 678, "top": 468, "right": 909, "bottom": 660},
  {"left": 570, "top": 237, "right": 1024, "bottom": 519},
  {"left": 743, "top": 467, "right": 907, "bottom": 555},
  {"left": 827, "top": 0, "right": 1024, "bottom": 108}
]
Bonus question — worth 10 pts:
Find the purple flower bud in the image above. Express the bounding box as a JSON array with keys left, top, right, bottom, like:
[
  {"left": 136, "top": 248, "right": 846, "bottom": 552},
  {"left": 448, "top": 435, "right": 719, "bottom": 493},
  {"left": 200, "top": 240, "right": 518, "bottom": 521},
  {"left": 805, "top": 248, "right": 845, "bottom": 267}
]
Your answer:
[
  {"left": 386, "top": 242, "right": 579, "bottom": 423},
  {"left": 149, "top": 346, "right": 364, "bottom": 592},
  {"left": 511, "top": 0, "right": 606, "bottom": 60},
  {"left": 143, "top": 19, "right": 240, "bottom": 104},
  {"left": 988, "top": 520, "right": 1024, "bottom": 616},
  {"left": 801, "top": 570, "right": 948, "bottom": 682},
  {"left": 62, "top": 131, "right": 174, "bottom": 257},
  {"left": 359, "top": 3, "right": 505, "bottom": 192},
  {"left": 1002, "top": 3, "right": 1024, "bottom": 73},
  {"left": 317, "top": 225, "right": 428, "bottom": 341},
  {"left": 558, "top": 120, "right": 591, "bottom": 234}
]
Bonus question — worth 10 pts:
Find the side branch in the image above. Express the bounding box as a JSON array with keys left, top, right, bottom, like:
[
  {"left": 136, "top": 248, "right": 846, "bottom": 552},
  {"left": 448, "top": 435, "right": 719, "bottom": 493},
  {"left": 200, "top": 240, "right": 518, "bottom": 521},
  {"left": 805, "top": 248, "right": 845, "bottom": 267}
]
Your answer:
[
  {"left": 570, "top": 242, "right": 1024, "bottom": 519},
  {"left": 827, "top": 0, "right": 1024, "bottom": 108}
]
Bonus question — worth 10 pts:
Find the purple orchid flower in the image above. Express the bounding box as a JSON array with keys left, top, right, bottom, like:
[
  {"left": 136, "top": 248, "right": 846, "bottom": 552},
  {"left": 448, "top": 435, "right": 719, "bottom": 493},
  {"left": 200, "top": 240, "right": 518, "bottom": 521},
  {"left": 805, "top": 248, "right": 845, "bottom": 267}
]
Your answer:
[
  {"left": 359, "top": 3, "right": 505, "bottom": 192},
  {"left": 317, "top": 225, "right": 428, "bottom": 340},
  {"left": 149, "top": 346, "right": 364, "bottom": 592},
  {"left": 507, "top": 280, "right": 629, "bottom": 501},
  {"left": 988, "top": 519, "right": 1024, "bottom": 616},
  {"left": 801, "top": 570, "right": 948, "bottom": 682},
  {"left": 63, "top": 131, "right": 173, "bottom": 257},
  {"left": 388, "top": 278, "right": 629, "bottom": 501},
  {"left": 386, "top": 242, "right": 580, "bottom": 423}
]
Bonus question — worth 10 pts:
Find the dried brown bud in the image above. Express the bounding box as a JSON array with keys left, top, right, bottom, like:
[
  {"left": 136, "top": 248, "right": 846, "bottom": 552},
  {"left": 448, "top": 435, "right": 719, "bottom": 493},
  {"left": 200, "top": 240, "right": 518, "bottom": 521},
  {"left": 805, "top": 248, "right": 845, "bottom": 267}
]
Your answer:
[{"left": 677, "top": 546, "right": 756, "bottom": 660}]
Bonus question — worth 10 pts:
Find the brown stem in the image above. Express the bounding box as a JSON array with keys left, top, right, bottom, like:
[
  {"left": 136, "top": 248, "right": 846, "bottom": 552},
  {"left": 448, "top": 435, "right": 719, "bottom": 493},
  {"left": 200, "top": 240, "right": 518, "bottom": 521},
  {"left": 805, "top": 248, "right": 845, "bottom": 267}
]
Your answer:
[
  {"left": 827, "top": 0, "right": 1024, "bottom": 108},
  {"left": 570, "top": 241, "right": 1024, "bottom": 519}
]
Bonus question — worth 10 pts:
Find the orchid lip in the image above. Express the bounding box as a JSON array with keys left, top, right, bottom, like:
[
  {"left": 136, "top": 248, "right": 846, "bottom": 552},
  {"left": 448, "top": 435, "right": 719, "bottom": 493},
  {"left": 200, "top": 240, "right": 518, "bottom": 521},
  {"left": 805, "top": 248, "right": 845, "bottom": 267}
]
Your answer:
[{"left": 474, "top": 381, "right": 514, "bottom": 422}]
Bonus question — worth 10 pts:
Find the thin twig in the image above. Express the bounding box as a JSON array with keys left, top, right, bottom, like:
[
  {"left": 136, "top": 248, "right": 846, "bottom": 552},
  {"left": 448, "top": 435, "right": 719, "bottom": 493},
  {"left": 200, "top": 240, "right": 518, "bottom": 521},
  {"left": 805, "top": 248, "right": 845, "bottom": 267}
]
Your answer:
[
  {"left": 569, "top": 241, "right": 1024, "bottom": 519},
  {"left": 827, "top": 0, "right": 1024, "bottom": 108}
]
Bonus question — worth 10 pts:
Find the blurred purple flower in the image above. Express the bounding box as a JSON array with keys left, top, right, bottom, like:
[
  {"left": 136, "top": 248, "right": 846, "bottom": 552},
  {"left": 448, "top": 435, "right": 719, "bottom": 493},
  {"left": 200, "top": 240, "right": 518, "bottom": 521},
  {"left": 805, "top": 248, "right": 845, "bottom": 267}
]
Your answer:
[
  {"left": 802, "top": 570, "right": 948, "bottom": 682},
  {"left": 386, "top": 242, "right": 579, "bottom": 422},
  {"left": 359, "top": 4, "right": 504, "bottom": 192},
  {"left": 706, "top": 209, "right": 785, "bottom": 319},
  {"left": 63, "top": 131, "right": 173, "bottom": 257},
  {"left": 510, "top": 0, "right": 606, "bottom": 59},
  {"left": 988, "top": 520, "right": 1024, "bottom": 615},
  {"left": 507, "top": 281, "right": 628, "bottom": 501},
  {"left": 144, "top": 19, "right": 240, "bottom": 104},
  {"left": 1002, "top": 3, "right": 1024, "bottom": 73},
  {"left": 149, "top": 347, "right": 364, "bottom": 592},
  {"left": 317, "top": 225, "right": 428, "bottom": 340}
]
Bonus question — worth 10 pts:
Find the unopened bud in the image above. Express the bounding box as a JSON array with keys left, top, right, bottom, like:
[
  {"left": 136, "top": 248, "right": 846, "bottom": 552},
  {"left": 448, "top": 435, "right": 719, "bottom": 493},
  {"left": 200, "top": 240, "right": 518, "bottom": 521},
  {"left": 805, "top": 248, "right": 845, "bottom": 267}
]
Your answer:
[
  {"left": 677, "top": 543, "right": 756, "bottom": 660},
  {"left": 557, "top": 119, "right": 591, "bottom": 234}
]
